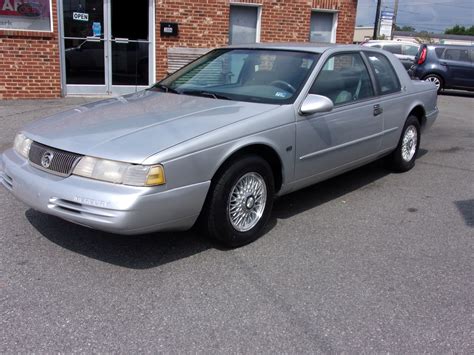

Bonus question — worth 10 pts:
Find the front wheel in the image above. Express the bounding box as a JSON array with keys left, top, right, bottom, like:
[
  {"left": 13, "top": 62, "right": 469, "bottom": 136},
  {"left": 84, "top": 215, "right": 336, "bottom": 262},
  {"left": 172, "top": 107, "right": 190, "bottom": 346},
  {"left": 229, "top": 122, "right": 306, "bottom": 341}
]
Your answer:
[
  {"left": 388, "top": 115, "right": 421, "bottom": 172},
  {"left": 203, "top": 156, "right": 274, "bottom": 247}
]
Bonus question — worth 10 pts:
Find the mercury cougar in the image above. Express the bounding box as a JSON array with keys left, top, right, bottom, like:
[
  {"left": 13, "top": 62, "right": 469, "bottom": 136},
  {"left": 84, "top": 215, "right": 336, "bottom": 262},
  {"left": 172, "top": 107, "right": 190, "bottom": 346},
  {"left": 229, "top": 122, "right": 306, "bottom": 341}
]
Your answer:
[{"left": 0, "top": 44, "right": 439, "bottom": 247}]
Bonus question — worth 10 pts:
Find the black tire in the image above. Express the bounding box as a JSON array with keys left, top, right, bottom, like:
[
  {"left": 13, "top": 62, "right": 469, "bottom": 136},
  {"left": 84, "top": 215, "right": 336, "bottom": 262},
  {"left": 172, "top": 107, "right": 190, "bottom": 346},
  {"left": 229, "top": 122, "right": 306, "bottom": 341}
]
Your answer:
[
  {"left": 423, "top": 74, "right": 443, "bottom": 93},
  {"left": 202, "top": 155, "right": 274, "bottom": 248},
  {"left": 388, "top": 115, "right": 421, "bottom": 172}
]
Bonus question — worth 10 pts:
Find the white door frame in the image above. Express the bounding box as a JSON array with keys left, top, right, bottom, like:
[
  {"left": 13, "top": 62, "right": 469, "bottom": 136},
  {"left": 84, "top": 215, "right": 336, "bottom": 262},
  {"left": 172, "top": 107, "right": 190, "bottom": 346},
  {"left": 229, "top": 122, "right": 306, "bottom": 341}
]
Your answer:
[{"left": 58, "top": 0, "right": 155, "bottom": 96}]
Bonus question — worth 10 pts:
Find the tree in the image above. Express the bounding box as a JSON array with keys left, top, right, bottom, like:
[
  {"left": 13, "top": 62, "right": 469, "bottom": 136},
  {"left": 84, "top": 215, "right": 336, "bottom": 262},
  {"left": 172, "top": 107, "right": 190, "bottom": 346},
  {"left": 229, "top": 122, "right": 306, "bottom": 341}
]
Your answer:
[
  {"left": 395, "top": 25, "right": 416, "bottom": 32},
  {"left": 444, "top": 25, "right": 474, "bottom": 36}
]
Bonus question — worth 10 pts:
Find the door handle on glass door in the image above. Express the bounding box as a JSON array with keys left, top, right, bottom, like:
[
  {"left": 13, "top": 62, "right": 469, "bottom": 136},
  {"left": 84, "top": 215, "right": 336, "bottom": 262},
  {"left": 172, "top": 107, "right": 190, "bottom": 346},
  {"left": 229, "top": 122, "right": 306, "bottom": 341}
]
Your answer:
[
  {"left": 86, "top": 36, "right": 101, "bottom": 42},
  {"left": 114, "top": 38, "right": 129, "bottom": 44}
]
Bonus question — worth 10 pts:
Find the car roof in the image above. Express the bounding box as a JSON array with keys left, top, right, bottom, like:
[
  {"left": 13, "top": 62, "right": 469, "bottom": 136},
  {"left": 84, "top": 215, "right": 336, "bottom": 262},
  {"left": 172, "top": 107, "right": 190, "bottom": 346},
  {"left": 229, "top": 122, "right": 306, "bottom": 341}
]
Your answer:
[
  {"left": 224, "top": 42, "right": 364, "bottom": 54},
  {"left": 425, "top": 44, "right": 474, "bottom": 49},
  {"left": 364, "top": 40, "right": 419, "bottom": 46}
]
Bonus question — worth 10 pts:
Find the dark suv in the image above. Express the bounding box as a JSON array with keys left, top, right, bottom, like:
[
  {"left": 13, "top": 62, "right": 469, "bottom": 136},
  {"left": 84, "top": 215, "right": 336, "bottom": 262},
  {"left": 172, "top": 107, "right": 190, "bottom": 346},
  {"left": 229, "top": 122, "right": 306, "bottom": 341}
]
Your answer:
[{"left": 410, "top": 44, "right": 474, "bottom": 93}]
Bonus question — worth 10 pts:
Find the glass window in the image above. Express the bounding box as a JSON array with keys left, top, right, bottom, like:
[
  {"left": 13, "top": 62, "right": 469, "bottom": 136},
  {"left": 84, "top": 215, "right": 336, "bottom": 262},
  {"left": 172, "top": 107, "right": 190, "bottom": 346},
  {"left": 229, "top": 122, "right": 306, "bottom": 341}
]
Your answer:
[
  {"left": 310, "top": 11, "right": 336, "bottom": 43},
  {"left": 403, "top": 44, "right": 419, "bottom": 56},
  {"left": 111, "top": 42, "right": 148, "bottom": 85},
  {"left": 65, "top": 38, "right": 105, "bottom": 84},
  {"left": 158, "top": 49, "right": 319, "bottom": 105},
  {"left": 443, "top": 48, "right": 470, "bottom": 62},
  {"left": 366, "top": 52, "right": 401, "bottom": 95},
  {"left": 63, "top": 0, "right": 104, "bottom": 38},
  {"left": 383, "top": 44, "right": 402, "bottom": 55},
  {"left": 111, "top": 0, "right": 148, "bottom": 40},
  {"left": 0, "top": 0, "right": 52, "bottom": 31},
  {"left": 310, "top": 53, "right": 374, "bottom": 105},
  {"left": 435, "top": 47, "right": 445, "bottom": 58},
  {"left": 229, "top": 5, "right": 259, "bottom": 44}
]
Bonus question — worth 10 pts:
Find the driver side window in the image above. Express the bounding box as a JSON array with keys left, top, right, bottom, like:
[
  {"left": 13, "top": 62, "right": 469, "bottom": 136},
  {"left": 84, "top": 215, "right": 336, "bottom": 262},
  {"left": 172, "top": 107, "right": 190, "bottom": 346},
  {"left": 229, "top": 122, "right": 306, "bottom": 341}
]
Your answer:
[{"left": 310, "top": 53, "right": 374, "bottom": 106}]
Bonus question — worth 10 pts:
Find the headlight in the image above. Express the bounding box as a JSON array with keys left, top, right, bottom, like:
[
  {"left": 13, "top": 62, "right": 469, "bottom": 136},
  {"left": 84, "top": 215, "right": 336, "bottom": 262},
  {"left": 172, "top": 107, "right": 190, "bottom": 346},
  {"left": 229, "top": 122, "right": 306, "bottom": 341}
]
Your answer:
[
  {"left": 13, "top": 133, "right": 33, "bottom": 159},
  {"left": 73, "top": 156, "right": 166, "bottom": 186}
]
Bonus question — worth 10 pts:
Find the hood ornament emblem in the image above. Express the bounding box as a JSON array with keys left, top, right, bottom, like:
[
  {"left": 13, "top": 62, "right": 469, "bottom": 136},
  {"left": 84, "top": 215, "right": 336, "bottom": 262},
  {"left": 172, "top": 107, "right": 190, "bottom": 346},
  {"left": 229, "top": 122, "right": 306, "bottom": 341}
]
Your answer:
[{"left": 41, "top": 151, "right": 54, "bottom": 169}]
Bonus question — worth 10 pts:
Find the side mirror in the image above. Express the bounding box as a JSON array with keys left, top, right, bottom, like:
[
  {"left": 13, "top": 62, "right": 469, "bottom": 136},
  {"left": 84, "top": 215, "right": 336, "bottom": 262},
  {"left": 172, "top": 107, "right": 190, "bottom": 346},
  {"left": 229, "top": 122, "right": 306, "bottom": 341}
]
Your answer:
[{"left": 299, "top": 94, "right": 334, "bottom": 115}]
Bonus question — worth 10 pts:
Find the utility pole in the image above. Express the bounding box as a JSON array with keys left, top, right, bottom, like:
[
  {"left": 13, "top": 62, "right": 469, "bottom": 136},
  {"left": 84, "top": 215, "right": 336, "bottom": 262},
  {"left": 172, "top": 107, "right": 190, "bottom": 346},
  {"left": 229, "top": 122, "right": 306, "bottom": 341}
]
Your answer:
[
  {"left": 392, "top": 0, "right": 400, "bottom": 39},
  {"left": 373, "top": 0, "right": 382, "bottom": 40}
]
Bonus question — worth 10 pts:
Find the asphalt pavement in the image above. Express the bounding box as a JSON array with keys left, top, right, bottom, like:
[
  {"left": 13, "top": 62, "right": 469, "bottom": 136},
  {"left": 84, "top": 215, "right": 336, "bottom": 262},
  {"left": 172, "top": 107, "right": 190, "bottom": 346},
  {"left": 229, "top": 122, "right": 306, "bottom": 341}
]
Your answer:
[{"left": 0, "top": 92, "right": 473, "bottom": 352}]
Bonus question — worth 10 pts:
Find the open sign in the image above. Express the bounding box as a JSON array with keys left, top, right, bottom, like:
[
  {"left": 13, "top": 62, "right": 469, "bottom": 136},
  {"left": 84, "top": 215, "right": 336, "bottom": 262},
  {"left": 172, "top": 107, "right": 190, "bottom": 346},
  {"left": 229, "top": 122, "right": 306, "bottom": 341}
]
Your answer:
[{"left": 73, "top": 12, "right": 88, "bottom": 21}]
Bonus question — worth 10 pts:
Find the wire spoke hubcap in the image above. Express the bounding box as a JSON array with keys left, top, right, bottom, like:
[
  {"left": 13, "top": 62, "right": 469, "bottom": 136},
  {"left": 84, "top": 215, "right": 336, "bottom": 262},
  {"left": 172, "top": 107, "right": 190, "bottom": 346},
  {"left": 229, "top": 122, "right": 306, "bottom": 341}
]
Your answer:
[
  {"left": 228, "top": 172, "right": 267, "bottom": 232},
  {"left": 401, "top": 125, "right": 418, "bottom": 162}
]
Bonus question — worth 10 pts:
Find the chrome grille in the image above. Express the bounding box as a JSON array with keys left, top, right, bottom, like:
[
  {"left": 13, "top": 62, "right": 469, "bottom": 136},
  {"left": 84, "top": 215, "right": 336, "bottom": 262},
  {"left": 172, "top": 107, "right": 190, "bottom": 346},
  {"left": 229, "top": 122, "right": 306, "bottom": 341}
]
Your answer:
[{"left": 28, "top": 142, "right": 83, "bottom": 176}]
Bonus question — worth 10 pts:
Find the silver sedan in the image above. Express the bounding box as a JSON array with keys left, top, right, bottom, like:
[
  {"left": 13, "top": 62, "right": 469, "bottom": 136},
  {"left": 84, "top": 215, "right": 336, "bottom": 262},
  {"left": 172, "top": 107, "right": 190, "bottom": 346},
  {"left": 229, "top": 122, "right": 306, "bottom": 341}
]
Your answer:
[{"left": 0, "top": 44, "right": 438, "bottom": 247}]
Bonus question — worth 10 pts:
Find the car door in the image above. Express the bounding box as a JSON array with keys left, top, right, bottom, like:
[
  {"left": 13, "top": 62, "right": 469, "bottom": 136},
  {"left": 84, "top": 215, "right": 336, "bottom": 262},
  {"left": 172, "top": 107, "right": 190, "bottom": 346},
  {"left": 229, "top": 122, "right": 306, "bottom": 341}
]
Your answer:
[
  {"left": 440, "top": 47, "right": 473, "bottom": 88},
  {"left": 294, "top": 52, "right": 382, "bottom": 184},
  {"left": 363, "top": 51, "right": 407, "bottom": 152}
]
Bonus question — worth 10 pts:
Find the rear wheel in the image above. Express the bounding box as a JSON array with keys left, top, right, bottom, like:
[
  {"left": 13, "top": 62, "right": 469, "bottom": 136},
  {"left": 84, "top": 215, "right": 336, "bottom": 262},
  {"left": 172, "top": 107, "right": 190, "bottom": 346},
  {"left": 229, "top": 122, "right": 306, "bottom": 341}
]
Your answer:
[
  {"left": 423, "top": 74, "right": 443, "bottom": 93},
  {"left": 203, "top": 156, "right": 274, "bottom": 247},
  {"left": 388, "top": 115, "right": 421, "bottom": 172}
]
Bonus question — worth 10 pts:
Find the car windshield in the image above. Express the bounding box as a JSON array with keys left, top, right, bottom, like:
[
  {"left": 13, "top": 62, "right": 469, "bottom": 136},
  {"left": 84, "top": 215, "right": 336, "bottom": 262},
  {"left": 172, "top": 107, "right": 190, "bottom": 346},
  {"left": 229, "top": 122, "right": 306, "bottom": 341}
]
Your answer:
[{"left": 154, "top": 49, "right": 319, "bottom": 104}]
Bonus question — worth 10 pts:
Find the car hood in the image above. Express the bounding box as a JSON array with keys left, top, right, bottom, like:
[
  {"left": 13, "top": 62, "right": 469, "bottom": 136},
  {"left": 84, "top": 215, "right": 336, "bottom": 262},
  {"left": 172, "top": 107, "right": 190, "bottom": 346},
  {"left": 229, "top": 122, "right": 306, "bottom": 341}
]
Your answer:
[{"left": 23, "top": 90, "right": 277, "bottom": 164}]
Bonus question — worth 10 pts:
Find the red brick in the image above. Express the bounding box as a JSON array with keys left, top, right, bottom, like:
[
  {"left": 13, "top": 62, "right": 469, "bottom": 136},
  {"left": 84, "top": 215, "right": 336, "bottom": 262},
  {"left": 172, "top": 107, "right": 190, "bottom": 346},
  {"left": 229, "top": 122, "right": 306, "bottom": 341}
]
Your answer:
[{"left": 1, "top": 0, "right": 356, "bottom": 99}]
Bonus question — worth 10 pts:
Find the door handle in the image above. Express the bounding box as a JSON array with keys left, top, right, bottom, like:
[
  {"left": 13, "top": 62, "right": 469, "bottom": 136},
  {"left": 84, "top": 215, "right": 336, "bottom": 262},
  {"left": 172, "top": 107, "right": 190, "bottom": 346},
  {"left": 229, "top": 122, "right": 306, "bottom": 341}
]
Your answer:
[
  {"left": 373, "top": 104, "right": 383, "bottom": 116},
  {"left": 439, "top": 61, "right": 447, "bottom": 66},
  {"left": 114, "top": 37, "right": 129, "bottom": 44},
  {"left": 86, "top": 36, "right": 101, "bottom": 42}
]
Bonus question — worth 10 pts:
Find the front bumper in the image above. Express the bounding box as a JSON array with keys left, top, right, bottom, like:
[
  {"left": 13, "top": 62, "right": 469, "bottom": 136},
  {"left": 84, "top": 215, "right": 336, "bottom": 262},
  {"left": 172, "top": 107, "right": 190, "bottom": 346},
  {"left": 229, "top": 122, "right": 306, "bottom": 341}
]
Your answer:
[{"left": 0, "top": 148, "right": 210, "bottom": 235}]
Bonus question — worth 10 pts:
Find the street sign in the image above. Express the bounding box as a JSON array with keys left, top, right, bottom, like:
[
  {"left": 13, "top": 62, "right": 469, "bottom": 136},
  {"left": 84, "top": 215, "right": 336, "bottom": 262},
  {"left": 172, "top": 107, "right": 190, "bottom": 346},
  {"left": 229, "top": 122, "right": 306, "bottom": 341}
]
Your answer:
[{"left": 379, "top": 10, "right": 394, "bottom": 38}]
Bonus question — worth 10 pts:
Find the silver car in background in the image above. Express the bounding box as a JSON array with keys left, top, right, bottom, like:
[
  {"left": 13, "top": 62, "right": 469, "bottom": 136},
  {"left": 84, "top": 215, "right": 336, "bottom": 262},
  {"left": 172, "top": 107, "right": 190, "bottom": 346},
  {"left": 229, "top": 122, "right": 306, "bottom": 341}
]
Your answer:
[
  {"left": 362, "top": 40, "right": 420, "bottom": 70},
  {"left": 0, "top": 44, "right": 438, "bottom": 247}
]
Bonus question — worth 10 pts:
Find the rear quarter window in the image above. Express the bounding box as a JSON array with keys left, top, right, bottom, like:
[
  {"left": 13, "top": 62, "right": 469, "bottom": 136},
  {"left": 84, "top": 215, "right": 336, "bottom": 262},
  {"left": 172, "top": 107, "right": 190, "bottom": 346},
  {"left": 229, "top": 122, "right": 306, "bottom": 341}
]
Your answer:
[
  {"left": 403, "top": 44, "right": 419, "bottom": 56},
  {"left": 365, "top": 52, "right": 401, "bottom": 95},
  {"left": 383, "top": 44, "right": 402, "bottom": 55},
  {"left": 434, "top": 47, "right": 445, "bottom": 58}
]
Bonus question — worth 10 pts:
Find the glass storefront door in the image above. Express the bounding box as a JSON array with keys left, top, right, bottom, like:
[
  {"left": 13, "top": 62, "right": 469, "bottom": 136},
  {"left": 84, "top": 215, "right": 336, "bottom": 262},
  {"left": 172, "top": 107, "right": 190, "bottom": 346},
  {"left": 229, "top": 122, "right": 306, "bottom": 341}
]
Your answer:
[{"left": 61, "top": 0, "right": 153, "bottom": 95}]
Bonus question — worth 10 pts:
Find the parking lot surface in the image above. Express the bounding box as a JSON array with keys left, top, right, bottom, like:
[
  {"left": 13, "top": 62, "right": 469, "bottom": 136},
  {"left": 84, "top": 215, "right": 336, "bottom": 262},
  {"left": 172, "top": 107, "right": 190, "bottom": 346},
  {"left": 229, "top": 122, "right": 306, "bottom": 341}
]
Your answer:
[{"left": 0, "top": 93, "right": 472, "bottom": 352}]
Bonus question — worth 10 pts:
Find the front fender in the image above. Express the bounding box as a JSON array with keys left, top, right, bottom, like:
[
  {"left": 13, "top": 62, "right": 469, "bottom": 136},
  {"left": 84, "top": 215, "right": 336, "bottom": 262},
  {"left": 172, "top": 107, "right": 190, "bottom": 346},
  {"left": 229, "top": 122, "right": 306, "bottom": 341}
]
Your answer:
[
  {"left": 142, "top": 106, "right": 296, "bottom": 191},
  {"left": 152, "top": 123, "right": 295, "bottom": 192},
  {"left": 210, "top": 136, "right": 291, "bottom": 190}
]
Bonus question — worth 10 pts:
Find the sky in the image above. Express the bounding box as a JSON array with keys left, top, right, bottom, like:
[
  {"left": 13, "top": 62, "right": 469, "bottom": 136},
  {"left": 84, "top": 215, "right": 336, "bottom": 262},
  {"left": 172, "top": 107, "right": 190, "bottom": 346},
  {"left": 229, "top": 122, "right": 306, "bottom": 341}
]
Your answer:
[{"left": 356, "top": 0, "right": 474, "bottom": 33}]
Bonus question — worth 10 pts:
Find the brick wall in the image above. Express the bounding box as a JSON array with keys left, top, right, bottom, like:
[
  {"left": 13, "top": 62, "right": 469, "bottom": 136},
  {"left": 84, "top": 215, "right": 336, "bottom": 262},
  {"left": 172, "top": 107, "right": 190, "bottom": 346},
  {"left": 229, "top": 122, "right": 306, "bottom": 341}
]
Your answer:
[
  {"left": 155, "top": 0, "right": 231, "bottom": 82},
  {"left": 0, "top": 1, "right": 61, "bottom": 99},
  {"left": 0, "top": 0, "right": 357, "bottom": 99},
  {"left": 155, "top": 0, "right": 358, "bottom": 80}
]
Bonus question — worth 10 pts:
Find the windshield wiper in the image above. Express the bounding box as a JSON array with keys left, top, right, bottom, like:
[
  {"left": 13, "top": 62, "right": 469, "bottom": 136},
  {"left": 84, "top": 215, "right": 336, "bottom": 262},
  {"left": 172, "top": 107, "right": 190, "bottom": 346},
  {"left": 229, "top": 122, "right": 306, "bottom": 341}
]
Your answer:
[
  {"left": 150, "top": 83, "right": 180, "bottom": 94},
  {"left": 180, "top": 90, "right": 231, "bottom": 100}
]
